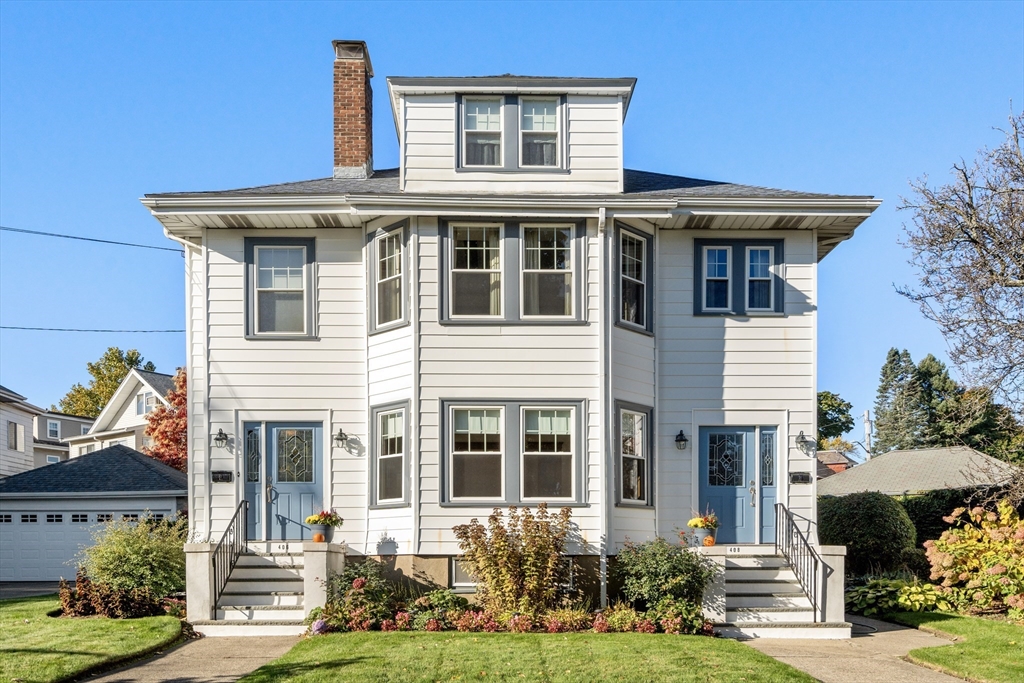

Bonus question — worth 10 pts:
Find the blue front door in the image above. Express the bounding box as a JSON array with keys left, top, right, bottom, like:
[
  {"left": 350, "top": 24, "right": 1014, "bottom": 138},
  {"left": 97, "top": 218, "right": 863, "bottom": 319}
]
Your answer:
[
  {"left": 269, "top": 423, "right": 323, "bottom": 541},
  {"left": 699, "top": 426, "right": 778, "bottom": 544}
]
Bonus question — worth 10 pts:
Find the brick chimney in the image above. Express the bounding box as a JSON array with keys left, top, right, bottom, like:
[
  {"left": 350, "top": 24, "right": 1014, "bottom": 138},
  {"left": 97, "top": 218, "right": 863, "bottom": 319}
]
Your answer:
[{"left": 332, "top": 40, "right": 373, "bottom": 179}]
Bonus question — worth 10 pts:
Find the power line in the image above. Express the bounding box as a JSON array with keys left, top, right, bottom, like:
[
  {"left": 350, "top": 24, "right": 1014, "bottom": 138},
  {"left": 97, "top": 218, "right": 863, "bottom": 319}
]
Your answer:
[
  {"left": 1, "top": 326, "right": 184, "bottom": 333},
  {"left": 0, "top": 225, "right": 183, "bottom": 254}
]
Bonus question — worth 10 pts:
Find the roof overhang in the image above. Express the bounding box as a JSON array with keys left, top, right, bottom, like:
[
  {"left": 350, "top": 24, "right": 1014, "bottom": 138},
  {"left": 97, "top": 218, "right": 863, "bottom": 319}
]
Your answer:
[
  {"left": 142, "top": 193, "right": 880, "bottom": 261},
  {"left": 0, "top": 490, "right": 186, "bottom": 500}
]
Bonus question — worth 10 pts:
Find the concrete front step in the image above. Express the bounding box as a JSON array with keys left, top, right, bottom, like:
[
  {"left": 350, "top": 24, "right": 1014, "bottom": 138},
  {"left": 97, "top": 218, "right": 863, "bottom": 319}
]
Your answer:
[
  {"left": 715, "top": 622, "right": 852, "bottom": 640},
  {"left": 726, "top": 593, "right": 813, "bottom": 609},
  {"left": 218, "top": 591, "right": 305, "bottom": 607},
  {"left": 724, "top": 568, "right": 797, "bottom": 581},
  {"left": 236, "top": 553, "right": 304, "bottom": 569},
  {"left": 725, "top": 580, "right": 804, "bottom": 594},
  {"left": 216, "top": 605, "right": 306, "bottom": 621},
  {"left": 229, "top": 566, "right": 305, "bottom": 580},
  {"left": 246, "top": 542, "right": 307, "bottom": 554},
  {"left": 726, "top": 607, "right": 815, "bottom": 623},
  {"left": 192, "top": 620, "right": 306, "bottom": 637},
  {"left": 723, "top": 556, "right": 789, "bottom": 569},
  {"left": 224, "top": 577, "right": 304, "bottom": 593}
]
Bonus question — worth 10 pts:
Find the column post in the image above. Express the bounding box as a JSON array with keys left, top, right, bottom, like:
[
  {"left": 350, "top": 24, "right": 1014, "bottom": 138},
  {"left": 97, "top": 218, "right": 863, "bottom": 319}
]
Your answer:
[{"left": 184, "top": 543, "right": 214, "bottom": 621}]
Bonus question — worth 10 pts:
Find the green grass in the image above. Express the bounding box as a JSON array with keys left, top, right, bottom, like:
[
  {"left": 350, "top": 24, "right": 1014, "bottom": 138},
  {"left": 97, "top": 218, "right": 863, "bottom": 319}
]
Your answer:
[
  {"left": 890, "top": 612, "right": 1024, "bottom": 683},
  {"left": 240, "top": 631, "right": 817, "bottom": 683},
  {"left": 0, "top": 595, "right": 181, "bottom": 683}
]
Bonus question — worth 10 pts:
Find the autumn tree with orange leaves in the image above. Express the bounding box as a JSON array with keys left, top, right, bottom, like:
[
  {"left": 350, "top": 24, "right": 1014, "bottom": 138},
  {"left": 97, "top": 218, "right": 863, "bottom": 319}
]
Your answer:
[{"left": 144, "top": 368, "right": 187, "bottom": 472}]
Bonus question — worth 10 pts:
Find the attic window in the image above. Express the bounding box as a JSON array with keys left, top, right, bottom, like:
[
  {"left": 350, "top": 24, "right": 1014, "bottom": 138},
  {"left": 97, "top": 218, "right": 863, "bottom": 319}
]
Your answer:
[
  {"left": 463, "top": 98, "right": 502, "bottom": 167},
  {"left": 520, "top": 98, "right": 558, "bottom": 167},
  {"left": 136, "top": 391, "right": 156, "bottom": 415}
]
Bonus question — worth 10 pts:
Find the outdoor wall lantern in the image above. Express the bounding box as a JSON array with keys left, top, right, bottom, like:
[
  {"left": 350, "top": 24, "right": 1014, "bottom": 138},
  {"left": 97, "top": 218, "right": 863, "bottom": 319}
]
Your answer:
[
  {"left": 333, "top": 428, "right": 348, "bottom": 448},
  {"left": 796, "top": 431, "right": 817, "bottom": 456},
  {"left": 213, "top": 429, "right": 229, "bottom": 448},
  {"left": 674, "top": 429, "right": 689, "bottom": 450}
]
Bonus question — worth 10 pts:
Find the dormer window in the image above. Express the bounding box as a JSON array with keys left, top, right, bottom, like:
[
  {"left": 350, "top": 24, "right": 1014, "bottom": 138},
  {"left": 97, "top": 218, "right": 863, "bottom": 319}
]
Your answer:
[
  {"left": 463, "top": 98, "right": 502, "bottom": 167},
  {"left": 520, "top": 98, "right": 558, "bottom": 167}
]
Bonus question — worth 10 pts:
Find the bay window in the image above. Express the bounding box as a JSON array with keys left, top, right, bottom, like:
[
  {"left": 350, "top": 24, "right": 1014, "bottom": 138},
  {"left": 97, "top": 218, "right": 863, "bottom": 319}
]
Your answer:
[
  {"left": 374, "top": 405, "right": 407, "bottom": 505},
  {"left": 375, "top": 226, "right": 404, "bottom": 329},
  {"left": 617, "top": 403, "right": 652, "bottom": 505},
  {"left": 617, "top": 225, "right": 654, "bottom": 332}
]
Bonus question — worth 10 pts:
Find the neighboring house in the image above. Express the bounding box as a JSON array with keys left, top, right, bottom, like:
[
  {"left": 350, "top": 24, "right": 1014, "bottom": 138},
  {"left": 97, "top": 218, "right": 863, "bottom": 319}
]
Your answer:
[
  {"left": 818, "top": 446, "right": 1016, "bottom": 497},
  {"left": 141, "top": 40, "right": 880, "bottom": 637},
  {"left": 0, "top": 385, "right": 44, "bottom": 478},
  {"left": 0, "top": 444, "right": 187, "bottom": 581},
  {"left": 33, "top": 412, "right": 95, "bottom": 468},
  {"left": 64, "top": 369, "right": 175, "bottom": 457},
  {"left": 816, "top": 450, "right": 855, "bottom": 479}
]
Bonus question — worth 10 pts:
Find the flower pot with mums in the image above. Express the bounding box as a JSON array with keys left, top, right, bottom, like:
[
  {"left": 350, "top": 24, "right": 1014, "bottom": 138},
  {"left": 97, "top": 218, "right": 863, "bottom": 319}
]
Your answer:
[
  {"left": 686, "top": 510, "right": 719, "bottom": 547},
  {"left": 305, "top": 509, "right": 344, "bottom": 542}
]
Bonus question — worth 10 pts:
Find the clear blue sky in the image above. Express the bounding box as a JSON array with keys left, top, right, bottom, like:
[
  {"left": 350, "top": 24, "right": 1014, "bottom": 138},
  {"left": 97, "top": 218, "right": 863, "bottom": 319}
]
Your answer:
[{"left": 1, "top": 1, "right": 1022, "bottom": 437}]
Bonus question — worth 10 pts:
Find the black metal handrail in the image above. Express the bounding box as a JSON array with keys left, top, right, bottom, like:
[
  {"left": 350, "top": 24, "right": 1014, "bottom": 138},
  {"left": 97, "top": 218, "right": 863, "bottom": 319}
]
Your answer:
[
  {"left": 775, "top": 503, "right": 822, "bottom": 622},
  {"left": 212, "top": 500, "right": 248, "bottom": 608}
]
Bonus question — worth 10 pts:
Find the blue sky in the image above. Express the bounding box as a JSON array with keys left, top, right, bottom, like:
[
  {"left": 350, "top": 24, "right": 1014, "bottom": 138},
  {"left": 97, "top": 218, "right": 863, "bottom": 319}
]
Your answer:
[{"left": 1, "top": 1, "right": 1022, "bottom": 437}]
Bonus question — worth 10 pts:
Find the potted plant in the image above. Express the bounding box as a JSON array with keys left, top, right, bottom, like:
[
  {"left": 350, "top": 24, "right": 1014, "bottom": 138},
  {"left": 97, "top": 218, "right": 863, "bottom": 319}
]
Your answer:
[
  {"left": 305, "top": 509, "right": 344, "bottom": 542},
  {"left": 686, "top": 510, "right": 719, "bottom": 547}
]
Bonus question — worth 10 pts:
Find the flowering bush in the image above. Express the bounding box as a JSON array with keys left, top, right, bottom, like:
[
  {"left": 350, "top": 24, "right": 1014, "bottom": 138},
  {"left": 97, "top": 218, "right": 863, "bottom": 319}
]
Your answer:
[
  {"left": 542, "top": 605, "right": 592, "bottom": 633},
  {"left": 506, "top": 613, "right": 533, "bottom": 633},
  {"left": 592, "top": 612, "right": 609, "bottom": 632},
  {"left": 647, "top": 597, "right": 710, "bottom": 635},
  {"left": 455, "top": 609, "right": 499, "bottom": 632},
  {"left": 686, "top": 510, "right": 719, "bottom": 530},
  {"left": 305, "top": 509, "right": 344, "bottom": 527},
  {"left": 603, "top": 602, "right": 641, "bottom": 632},
  {"left": 925, "top": 500, "right": 1024, "bottom": 614}
]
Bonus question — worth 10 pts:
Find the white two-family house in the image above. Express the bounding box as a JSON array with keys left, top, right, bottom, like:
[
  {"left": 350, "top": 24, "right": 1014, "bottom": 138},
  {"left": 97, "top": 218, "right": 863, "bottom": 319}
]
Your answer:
[{"left": 142, "top": 41, "right": 880, "bottom": 637}]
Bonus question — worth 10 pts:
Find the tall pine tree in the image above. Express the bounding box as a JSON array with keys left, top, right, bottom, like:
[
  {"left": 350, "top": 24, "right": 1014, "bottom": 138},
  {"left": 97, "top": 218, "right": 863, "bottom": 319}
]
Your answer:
[{"left": 873, "top": 348, "right": 925, "bottom": 452}]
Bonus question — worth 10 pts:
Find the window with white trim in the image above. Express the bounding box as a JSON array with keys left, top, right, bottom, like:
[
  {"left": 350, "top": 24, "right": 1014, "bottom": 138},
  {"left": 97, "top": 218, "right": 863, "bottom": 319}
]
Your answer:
[
  {"left": 520, "top": 98, "right": 558, "bottom": 167},
  {"left": 620, "top": 231, "right": 647, "bottom": 328},
  {"left": 450, "top": 407, "right": 503, "bottom": 500},
  {"left": 80, "top": 444, "right": 96, "bottom": 455},
  {"left": 376, "top": 409, "right": 405, "bottom": 504},
  {"left": 450, "top": 558, "right": 477, "bottom": 592},
  {"left": 746, "top": 247, "right": 773, "bottom": 311},
  {"left": 136, "top": 392, "right": 156, "bottom": 415},
  {"left": 255, "top": 246, "right": 307, "bottom": 334},
  {"left": 451, "top": 225, "right": 502, "bottom": 317},
  {"left": 620, "top": 409, "right": 648, "bottom": 504},
  {"left": 522, "top": 407, "right": 573, "bottom": 500},
  {"left": 46, "top": 455, "right": 60, "bottom": 464},
  {"left": 522, "top": 226, "right": 573, "bottom": 317},
  {"left": 81, "top": 425, "right": 90, "bottom": 435},
  {"left": 7, "top": 421, "right": 24, "bottom": 452},
  {"left": 375, "top": 228, "right": 404, "bottom": 328},
  {"left": 703, "top": 246, "right": 731, "bottom": 311},
  {"left": 47, "top": 420, "right": 60, "bottom": 439},
  {"left": 463, "top": 98, "right": 502, "bottom": 167}
]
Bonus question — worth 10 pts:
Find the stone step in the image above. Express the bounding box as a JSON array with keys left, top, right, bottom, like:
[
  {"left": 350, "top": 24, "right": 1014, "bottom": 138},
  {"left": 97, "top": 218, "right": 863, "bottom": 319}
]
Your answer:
[
  {"left": 230, "top": 565, "right": 305, "bottom": 580},
  {"left": 725, "top": 580, "right": 804, "bottom": 594},
  {"left": 715, "top": 622, "right": 851, "bottom": 640},
  {"left": 236, "top": 553, "right": 304, "bottom": 569},
  {"left": 224, "top": 577, "right": 303, "bottom": 593},
  {"left": 247, "top": 542, "right": 307, "bottom": 555},
  {"left": 724, "top": 567, "right": 796, "bottom": 581},
  {"left": 218, "top": 591, "right": 304, "bottom": 607},
  {"left": 216, "top": 605, "right": 306, "bottom": 621},
  {"left": 726, "top": 593, "right": 813, "bottom": 609},
  {"left": 192, "top": 620, "right": 306, "bottom": 637},
  {"left": 725, "top": 607, "right": 815, "bottom": 623}
]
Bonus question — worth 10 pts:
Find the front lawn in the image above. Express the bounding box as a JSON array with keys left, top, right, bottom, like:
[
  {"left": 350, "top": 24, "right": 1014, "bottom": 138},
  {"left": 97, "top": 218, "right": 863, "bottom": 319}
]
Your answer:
[
  {"left": 240, "top": 631, "right": 816, "bottom": 683},
  {"left": 890, "top": 612, "right": 1024, "bottom": 683},
  {"left": 0, "top": 594, "right": 181, "bottom": 683}
]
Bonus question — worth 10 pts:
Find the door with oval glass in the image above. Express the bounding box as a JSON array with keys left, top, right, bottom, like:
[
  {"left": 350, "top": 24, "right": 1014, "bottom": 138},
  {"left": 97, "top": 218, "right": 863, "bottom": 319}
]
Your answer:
[
  {"left": 698, "top": 426, "right": 777, "bottom": 544},
  {"left": 243, "top": 422, "right": 323, "bottom": 541}
]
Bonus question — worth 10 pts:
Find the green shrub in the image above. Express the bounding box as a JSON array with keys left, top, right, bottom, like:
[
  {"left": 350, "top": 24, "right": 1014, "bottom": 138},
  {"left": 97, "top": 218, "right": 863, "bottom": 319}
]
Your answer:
[
  {"left": 452, "top": 504, "right": 572, "bottom": 616},
  {"left": 845, "top": 579, "right": 906, "bottom": 617},
  {"left": 897, "top": 582, "right": 953, "bottom": 613},
  {"left": 646, "top": 597, "right": 709, "bottom": 635},
  {"left": 542, "top": 604, "right": 593, "bottom": 633},
  {"left": 925, "top": 500, "right": 1024, "bottom": 615},
  {"left": 818, "top": 492, "right": 917, "bottom": 575},
  {"left": 58, "top": 569, "right": 163, "bottom": 619},
  {"left": 900, "top": 488, "right": 976, "bottom": 545},
  {"left": 320, "top": 558, "right": 394, "bottom": 631},
  {"left": 602, "top": 602, "right": 641, "bottom": 632},
  {"left": 612, "top": 537, "right": 717, "bottom": 609},
  {"left": 79, "top": 514, "right": 187, "bottom": 597}
]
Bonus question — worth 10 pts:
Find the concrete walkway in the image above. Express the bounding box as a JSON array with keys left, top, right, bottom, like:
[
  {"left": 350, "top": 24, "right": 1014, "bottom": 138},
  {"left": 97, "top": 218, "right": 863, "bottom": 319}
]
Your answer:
[
  {"left": 81, "top": 635, "right": 298, "bottom": 683},
  {"left": 0, "top": 581, "right": 63, "bottom": 599},
  {"left": 745, "top": 615, "right": 964, "bottom": 683}
]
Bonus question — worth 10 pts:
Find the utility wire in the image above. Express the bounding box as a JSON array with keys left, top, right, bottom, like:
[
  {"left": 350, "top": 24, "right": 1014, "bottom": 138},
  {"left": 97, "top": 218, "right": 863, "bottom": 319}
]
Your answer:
[
  {"left": 1, "top": 326, "right": 184, "bottom": 333},
  {"left": 0, "top": 225, "right": 182, "bottom": 254}
]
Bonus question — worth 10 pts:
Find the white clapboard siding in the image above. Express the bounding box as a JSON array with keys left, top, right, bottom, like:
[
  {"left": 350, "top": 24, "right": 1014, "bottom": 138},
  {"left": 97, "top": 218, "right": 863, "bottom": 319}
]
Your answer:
[
  {"left": 402, "top": 95, "right": 622, "bottom": 194},
  {"left": 655, "top": 229, "right": 817, "bottom": 539}
]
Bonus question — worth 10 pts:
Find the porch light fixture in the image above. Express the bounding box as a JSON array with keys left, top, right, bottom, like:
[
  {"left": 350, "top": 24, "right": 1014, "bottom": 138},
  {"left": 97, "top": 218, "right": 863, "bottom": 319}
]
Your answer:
[
  {"left": 333, "top": 428, "right": 348, "bottom": 448},
  {"left": 213, "top": 429, "right": 229, "bottom": 448},
  {"left": 674, "top": 429, "right": 689, "bottom": 450},
  {"left": 796, "top": 431, "right": 817, "bottom": 455}
]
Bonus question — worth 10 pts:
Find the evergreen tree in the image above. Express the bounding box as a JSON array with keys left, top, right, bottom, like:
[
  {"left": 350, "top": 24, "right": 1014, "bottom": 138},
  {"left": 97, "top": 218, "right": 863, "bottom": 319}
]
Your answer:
[
  {"left": 55, "top": 347, "right": 156, "bottom": 418},
  {"left": 873, "top": 348, "right": 925, "bottom": 452}
]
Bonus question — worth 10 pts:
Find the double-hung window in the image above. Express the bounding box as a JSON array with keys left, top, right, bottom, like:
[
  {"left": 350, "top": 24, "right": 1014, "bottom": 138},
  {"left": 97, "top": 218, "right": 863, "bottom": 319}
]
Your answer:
[
  {"left": 375, "top": 407, "right": 406, "bottom": 505},
  {"left": 245, "top": 238, "right": 316, "bottom": 338},
  {"left": 520, "top": 98, "right": 558, "bottom": 167},
  {"left": 81, "top": 425, "right": 90, "bottom": 435},
  {"left": 7, "top": 421, "right": 23, "bottom": 452},
  {"left": 620, "top": 230, "right": 647, "bottom": 329},
  {"left": 451, "top": 225, "right": 502, "bottom": 317},
  {"left": 47, "top": 420, "right": 60, "bottom": 439},
  {"left": 136, "top": 392, "right": 155, "bottom": 415},
  {"left": 522, "top": 225, "right": 573, "bottom": 317},
  {"left": 376, "top": 227, "right": 404, "bottom": 328},
  {"left": 704, "top": 247, "right": 731, "bottom": 311},
  {"left": 450, "top": 407, "right": 503, "bottom": 500},
  {"left": 695, "top": 239, "right": 784, "bottom": 315},
  {"left": 463, "top": 99, "right": 502, "bottom": 167},
  {"left": 522, "top": 407, "right": 573, "bottom": 500},
  {"left": 746, "top": 247, "right": 773, "bottom": 311},
  {"left": 619, "top": 407, "right": 650, "bottom": 505}
]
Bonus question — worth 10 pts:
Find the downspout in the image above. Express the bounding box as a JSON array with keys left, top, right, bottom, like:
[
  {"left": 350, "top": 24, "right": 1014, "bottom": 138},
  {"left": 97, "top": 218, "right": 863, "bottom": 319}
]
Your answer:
[
  {"left": 653, "top": 225, "right": 660, "bottom": 539},
  {"left": 597, "top": 207, "right": 610, "bottom": 608},
  {"left": 411, "top": 219, "right": 421, "bottom": 557}
]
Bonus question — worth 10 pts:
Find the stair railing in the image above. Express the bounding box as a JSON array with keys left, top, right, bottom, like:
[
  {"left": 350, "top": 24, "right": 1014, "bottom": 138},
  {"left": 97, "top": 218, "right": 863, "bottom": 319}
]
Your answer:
[
  {"left": 212, "top": 500, "right": 248, "bottom": 607},
  {"left": 774, "top": 503, "right": 822, "bottom": 622}
]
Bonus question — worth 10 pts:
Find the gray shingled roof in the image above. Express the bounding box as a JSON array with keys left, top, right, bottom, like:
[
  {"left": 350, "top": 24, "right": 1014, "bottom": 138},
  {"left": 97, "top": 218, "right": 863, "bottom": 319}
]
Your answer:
[
  {"left": 817, "top": 446, "right": 1017, "bottom": 497},
  {"left": 817, "top": 450, "right": 855, "bottom": 466},
  {"left": 137, "top": 370, "right": 176, "bottom": 399},
  {"left": 0, "top": 445, "right": 186, "bottom": 495},
  {"left": 146, "top": 168, "right": 868, "bottom": 201}
]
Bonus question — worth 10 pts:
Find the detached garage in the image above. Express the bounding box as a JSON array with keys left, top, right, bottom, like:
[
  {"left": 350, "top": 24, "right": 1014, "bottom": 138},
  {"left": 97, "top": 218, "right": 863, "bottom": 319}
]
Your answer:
[{"left": 0, "top": 445, "right": 186, "bottom": 582}]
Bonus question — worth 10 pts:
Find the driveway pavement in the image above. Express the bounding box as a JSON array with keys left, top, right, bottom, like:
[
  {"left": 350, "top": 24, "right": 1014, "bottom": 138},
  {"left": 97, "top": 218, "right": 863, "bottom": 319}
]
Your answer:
[
  {"left": 745, "top": 615, "right": 964, "bottom": 683},
  {"left": 81, "top": 635, "right": 298, "bottom": 683},
  {"left": 0, "top": 581, "right": 63, "bottom": 599}
]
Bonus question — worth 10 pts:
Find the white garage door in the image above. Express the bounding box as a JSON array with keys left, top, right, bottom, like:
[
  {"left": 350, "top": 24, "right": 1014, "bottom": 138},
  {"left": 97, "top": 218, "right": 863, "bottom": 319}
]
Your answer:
[{"left": 0, "top": 508, "right": 169, "bottom": 582}]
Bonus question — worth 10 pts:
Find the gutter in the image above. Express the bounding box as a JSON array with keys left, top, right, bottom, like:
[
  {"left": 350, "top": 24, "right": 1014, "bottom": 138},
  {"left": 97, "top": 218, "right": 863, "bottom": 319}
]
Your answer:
[{"left": 0, "top": 490, "right": 187, "bottom": 500}]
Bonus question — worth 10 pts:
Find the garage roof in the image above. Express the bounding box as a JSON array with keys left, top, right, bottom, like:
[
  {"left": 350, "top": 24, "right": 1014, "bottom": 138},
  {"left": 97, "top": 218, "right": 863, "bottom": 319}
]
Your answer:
[{"left": 0, "top": 445, "right": 186, "bottom": 495}]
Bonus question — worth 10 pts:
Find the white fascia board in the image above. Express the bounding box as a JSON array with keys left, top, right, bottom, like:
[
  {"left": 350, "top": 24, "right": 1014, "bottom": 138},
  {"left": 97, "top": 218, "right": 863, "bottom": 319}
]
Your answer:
[
  {"left": 88, "top": 369, "right": 145, "bottom": 433},
  {"left": 0, "top": 490, "right": 186, "bottom": 500},
  {"left": 64, "top": 426, "right": 138, "bottom": 444}
]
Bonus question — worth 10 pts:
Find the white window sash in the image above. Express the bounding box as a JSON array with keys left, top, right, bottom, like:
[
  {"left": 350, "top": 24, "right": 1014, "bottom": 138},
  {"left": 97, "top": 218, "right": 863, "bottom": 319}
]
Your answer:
[
  {"left": 518, "top": 97, "right": 560, "bottom": 168},
  {"left": 375, "top": 228, "right": 404, "bottom": 329},
  {"left": 620, "top": 409, "right": 647, "bottom": 504},
  {"left": 703, "top": 245, "right": 732, "bottom": 312},
  {"left": 449, "top": 224, "right": 504, "bottom": 319},
  {"left": 519, "top": 405, "right": 575, "bottom": 501},
  {"left": 745, "top": 246, "right": 774, "bottom": 311},
  {"left": 254, "top": 245, "right": 307, "bottom": 335},
  {"left": 47, "top": 421, "right": 60, "bottom": 439},
  {"left": 448, "top": 405, "right": 505, "bottom": 501},
  {"left": 376, "top": 409, "right": 405, "bottom": 504},
  {"left": 520, "top": 224, "right": 574, "bottom": 319},
  {"left": 619, "top": 232, "right": 647, "bottom": 327},
  {"left": 462, "top": 98, "right": 503, "bottom": 168}
]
